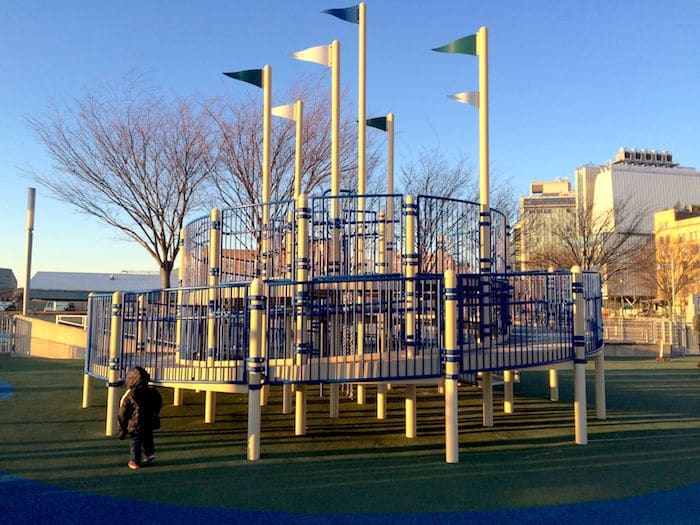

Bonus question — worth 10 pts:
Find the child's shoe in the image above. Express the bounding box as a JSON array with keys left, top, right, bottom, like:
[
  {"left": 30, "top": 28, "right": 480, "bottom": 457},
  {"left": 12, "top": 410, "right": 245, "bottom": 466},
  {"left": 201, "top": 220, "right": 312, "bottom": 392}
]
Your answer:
[
  {"left": 128, "top": 460, "right": 140, "bottom": 470},
  {"left": 143, "top": 454, "right": 156, "bottom": 465}
]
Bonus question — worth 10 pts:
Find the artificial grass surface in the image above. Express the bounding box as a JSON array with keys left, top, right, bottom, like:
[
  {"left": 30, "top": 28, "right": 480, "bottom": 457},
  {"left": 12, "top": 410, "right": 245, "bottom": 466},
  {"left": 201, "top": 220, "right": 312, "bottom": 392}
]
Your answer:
[{"left": 0, "top": 355, "right": 699, "bottom": 514}]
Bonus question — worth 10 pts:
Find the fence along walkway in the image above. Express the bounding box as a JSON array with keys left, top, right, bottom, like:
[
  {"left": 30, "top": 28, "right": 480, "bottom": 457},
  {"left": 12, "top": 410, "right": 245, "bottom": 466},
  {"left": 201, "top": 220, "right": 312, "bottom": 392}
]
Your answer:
[{"left": 84, "top": 195, "right": 605, "bottom": 463}]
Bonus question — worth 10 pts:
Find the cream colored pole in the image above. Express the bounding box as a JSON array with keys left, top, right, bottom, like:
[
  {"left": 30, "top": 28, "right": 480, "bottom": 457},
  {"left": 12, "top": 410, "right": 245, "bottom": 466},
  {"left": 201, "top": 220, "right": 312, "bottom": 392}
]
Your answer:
[
  {"left": 572, "top": 265, "right": 588, "bottom": 445},
  {"left": 174, "top": 228, "right": 185, "bottom": 406},
  {"left": 293, "top": 100, "right": 303, "bottom": 201},
  {"left": 376, "top": 212, "right": 387, "bottom": 419},
  {"left": 355, "top": 5, "right": 367, "bottom": 406},
  {"left": 549, "top": 369, "right": 559, "bottom": 402},
  {"left": 547, "top": 267, "right": 558, "bottom": 401},
  {"left": 82, "top": 292, "right": 94, "bottom": 409},
  {"left": 205, "top": 209, "right": 222, "bottom": 423},
  {"left": 329, "top": 40, "right": 341, "bottom": 419},
  {"left": 503, "top": 370, "right": 514, "bottom": 414},
  {"left": 294, "top": 195, "right": 311, "bottom": 435},
  {"left": 405, "top": 384, "right": 416, "bottom": 438},
  {"left": 106, "top": 291, "right": 123, "bottom": 436},
  {"left": 247, "top": 278, "right": 265, "bottom": 460},
  {"left": 444, "top": 269, "right": 459, "bottom": 463}
]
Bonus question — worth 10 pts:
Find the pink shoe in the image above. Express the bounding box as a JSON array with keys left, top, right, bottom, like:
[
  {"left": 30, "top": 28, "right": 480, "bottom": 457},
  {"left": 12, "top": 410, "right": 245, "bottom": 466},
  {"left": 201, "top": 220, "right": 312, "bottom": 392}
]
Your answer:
[{"left": 128, "top": 460, "right": 140, "bottom": 470}]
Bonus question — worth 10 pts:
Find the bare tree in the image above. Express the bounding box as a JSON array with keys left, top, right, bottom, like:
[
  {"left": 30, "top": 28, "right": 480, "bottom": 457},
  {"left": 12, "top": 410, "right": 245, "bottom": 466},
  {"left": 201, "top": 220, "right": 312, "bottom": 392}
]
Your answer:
[
  {"left": 524, "top": 198, "right": 650, "bottom": 286},
  {"left": 210, "top": 77, "right": 377, "bottom": 221},
  {"left": 398, "top": 146, "right": 517, "bottom": 274},
  {"left": 653, "top": 233, "right": 700, "bottom": 317},
  {"left": 27, "top": 82, "right": 217, "bottom": 288}
]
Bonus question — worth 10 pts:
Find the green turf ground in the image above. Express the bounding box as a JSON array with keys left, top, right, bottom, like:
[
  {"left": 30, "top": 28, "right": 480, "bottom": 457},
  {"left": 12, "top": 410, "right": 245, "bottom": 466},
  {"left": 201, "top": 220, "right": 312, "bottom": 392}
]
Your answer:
[{"left": 1, "top": 355, "right": 699, "bottom": 514}]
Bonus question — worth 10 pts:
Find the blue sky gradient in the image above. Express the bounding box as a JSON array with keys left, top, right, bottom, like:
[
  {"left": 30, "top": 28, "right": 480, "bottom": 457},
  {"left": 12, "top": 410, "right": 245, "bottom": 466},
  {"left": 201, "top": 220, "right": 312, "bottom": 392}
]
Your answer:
[{"left": 1, "top": 0, "right": 698, "bottom": 284}]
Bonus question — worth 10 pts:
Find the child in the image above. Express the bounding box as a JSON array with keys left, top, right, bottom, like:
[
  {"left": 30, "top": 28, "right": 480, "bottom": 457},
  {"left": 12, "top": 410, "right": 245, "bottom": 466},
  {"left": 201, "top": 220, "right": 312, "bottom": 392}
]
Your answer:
[{"left": 117, "top": 366, "right": 163, "bottom": 470}]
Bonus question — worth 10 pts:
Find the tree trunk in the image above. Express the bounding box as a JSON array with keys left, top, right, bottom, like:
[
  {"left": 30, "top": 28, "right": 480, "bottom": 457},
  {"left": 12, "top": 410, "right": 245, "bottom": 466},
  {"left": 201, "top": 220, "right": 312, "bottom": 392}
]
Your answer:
[{"left": 160, "top": 261, "right": 174, "bottom": 289}]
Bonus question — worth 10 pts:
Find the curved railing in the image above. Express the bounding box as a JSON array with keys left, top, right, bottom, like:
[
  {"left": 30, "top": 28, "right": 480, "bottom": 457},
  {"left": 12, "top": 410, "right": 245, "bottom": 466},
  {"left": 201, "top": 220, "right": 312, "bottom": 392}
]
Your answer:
[{"left": 85, "top": 269, "right": 603, "bottom": 386}]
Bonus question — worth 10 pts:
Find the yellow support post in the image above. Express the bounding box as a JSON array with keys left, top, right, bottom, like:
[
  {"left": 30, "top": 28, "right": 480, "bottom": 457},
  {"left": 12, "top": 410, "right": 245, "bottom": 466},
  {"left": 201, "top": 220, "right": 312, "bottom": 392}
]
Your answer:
[
  {"left": 572, "top": 265, "right": 588, "bottom": 445},
  {"left": 205, "top": 208, "right": 222, "bottom": 423},
  {"left": 294, "top": 194, "right": 311, "bottom": 435},
  {"left": 444, "top": 269, "right": 459, "bottom": 463},
  {"left": 106, "top": 291, "right": 123, "bottom": 437},
  {"left": 503, "top": 370, "right": 514, "bottom": 414},
  {"left": 404, "top": 196, "right": 417, "bottom": 359},
  {"left": 247, "top": 278, "right": 265, "bottom": 460}
]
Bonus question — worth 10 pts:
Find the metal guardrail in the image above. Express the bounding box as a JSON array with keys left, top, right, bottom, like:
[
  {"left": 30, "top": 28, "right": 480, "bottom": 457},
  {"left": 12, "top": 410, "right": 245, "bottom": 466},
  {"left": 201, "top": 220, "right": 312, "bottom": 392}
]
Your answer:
[{"left": 603, "top": 318, "right": 684, "bottom": 346}]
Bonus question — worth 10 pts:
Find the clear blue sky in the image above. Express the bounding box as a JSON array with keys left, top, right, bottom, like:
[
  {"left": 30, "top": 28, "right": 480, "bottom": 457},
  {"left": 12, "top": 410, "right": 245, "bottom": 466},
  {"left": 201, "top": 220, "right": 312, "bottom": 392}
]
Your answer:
[{"left": 2, "top": 0, "right": 699, "bottom": 286}]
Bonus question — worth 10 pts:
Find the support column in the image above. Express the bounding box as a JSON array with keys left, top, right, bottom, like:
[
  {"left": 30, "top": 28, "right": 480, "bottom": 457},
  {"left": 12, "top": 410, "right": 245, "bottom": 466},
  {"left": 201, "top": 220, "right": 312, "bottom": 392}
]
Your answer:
[
  {"left": 503, "top": 370, "right": 514, "bottom": 414},
  {"left": 482, "top": 371, "right": 493, "bottom": 427},
  {"left": 173, "top": 388, "right": 183, "bottom": 407},
  {"left": 376, "top": 383, "right": 387, "bottom": 420},
  {"left": 294, "top": 194, "right": 311, "bottom": 433},
  {"left": 572, "top": 265, "right": 588, "bottom": 445},
  {"left": 330, "top": 383, "right": 340, "bottom": 418},
  {"left": 405, "top": 384, "right": 417, "bottom": 438},
  {"left": 106, "top": 291, "right": 124, "bottom": 436},
  {"left": 247, "top": 278, "right": 265, "bottom": 460},
  {"left": 295, "top": 385, "right": 307, "bottom": 436},
  {"left": 549, "top": 369, "right": 559, "bottom": 401},
  {"left": 205, "top": 209, "right": 222, "bottom": 423},
  {"left": 444, "top": 269, "right": 460, "bottom": 463},
  {"left": 404, "top": 196, "right": 418, "bottom": 359},
  {"left": 595, "top": 351, "right": 606, "bottom": 420},
  {"left": 82, "top": 373, "right": 91, "bottom": 409}
]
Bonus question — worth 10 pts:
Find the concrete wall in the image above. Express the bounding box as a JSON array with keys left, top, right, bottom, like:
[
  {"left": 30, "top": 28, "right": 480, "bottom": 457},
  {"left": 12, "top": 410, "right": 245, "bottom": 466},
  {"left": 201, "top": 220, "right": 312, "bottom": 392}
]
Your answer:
[{"left": 14, "top": 315, "right": 86, "bottom": 360}]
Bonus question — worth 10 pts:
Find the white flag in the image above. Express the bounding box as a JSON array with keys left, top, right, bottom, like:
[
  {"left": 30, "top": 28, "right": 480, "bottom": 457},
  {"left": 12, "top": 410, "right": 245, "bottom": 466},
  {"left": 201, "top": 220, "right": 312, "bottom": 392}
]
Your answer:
[
  {"left": 291, "top": 44, "right": 331, "bottom": 67},
  {"left": 448, "top": 91, "right": 479, "bottom": 108},
  {"left": 271, "top": 103, "right": 296, "bottom": 121}
]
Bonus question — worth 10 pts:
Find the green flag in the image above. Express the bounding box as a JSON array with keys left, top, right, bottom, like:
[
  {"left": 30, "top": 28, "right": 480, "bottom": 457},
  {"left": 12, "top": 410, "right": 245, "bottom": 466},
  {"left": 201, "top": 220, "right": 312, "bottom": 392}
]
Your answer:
[
  {"left": 223, "top": 69, "right": 263, "bottom": 87},
  {"left": 432, "top": 34, "right": 477, "bottom": 56},
  {"left": 322, "top": 6, "right": 359, "bottom": 24},
  {"left": 366, "top": 116, "right": 387, "bottom": 132}
]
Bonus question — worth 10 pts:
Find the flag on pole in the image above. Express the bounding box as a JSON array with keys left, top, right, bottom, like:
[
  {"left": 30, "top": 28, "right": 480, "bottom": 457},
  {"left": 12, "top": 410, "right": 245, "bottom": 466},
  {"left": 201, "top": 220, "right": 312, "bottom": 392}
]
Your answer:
[
  {"left": 271, "top": 103, "right": 296, "bottom": 120},
  {"left": 222, "top": 69, "right": 263, "bottom": 87},
  {"left": 366, "top": 116, "right": 387, "bottom": 132},
  {"left": 291, "top": 44, "right": 332, "bottom": 67},
  {"left": 322, "top": 5, "right": 359, "bottom": 24},
  {"left": 432, "top": 34, "right": 477, "bottom": 56},
  {"left": 448, "top": 91, "right": 479, "bottom": 108}
]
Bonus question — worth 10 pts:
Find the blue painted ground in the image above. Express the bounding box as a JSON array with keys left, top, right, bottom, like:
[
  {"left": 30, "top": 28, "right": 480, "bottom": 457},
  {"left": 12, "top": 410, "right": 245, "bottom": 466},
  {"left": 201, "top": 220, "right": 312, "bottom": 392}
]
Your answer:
[
  {"left": 0, "top": 379, "right": 13, "bottom": 401},
  {"left": 1, "top": 472, "right": 699, "bottom": 524}
]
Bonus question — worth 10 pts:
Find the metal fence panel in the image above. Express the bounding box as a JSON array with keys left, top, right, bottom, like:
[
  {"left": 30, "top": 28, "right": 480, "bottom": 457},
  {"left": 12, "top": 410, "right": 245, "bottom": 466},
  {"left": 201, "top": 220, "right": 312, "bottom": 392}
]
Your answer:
[{"left": 459, "top": 271, "right": 574, "bottom": 373}]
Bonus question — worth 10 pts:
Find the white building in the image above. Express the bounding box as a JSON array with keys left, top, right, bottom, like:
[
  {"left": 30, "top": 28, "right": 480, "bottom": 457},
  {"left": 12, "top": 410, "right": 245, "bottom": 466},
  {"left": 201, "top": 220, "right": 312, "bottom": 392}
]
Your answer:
[
  {"left": 576, "top": 148, "right": 700, "bottom": 234},
  {"left": 575, "top": 148, "right": 700, "bottom": 301}
]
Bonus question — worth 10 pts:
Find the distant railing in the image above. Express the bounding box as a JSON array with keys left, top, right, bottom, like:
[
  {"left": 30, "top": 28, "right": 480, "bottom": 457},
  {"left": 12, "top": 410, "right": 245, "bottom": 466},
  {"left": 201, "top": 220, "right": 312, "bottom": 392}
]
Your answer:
[
  {"left": 603, "top": 318, "right": 683, "bottom": 346},
  {"left": 0, "top": 316, "right": 14, "bottom": 353}
]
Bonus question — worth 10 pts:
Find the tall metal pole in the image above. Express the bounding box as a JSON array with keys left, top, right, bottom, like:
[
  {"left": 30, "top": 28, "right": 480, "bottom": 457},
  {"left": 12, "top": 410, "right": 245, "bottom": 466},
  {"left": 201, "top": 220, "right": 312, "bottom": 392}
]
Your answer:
[
  {"left": 23, "top": 187, "right": 36, "bottom": 316},
  {"left": 294, "top": 100, "right": 303, "bottom": 201}
]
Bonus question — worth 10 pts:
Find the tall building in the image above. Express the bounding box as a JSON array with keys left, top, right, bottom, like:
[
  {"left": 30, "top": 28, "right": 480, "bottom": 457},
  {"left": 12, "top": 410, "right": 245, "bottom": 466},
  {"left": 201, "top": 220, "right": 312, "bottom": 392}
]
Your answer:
[
  {"left": 517, "top": 179, "right": 575, "bottom": 270},
  {"left": 575, "top": 148, "right": 700, "bottom": 300},
  {"left": 576, "top": 148, "right": 700, "bottom": 234},
  {"left": 517, "top": 149, "right": 700, "bottom": 303}
]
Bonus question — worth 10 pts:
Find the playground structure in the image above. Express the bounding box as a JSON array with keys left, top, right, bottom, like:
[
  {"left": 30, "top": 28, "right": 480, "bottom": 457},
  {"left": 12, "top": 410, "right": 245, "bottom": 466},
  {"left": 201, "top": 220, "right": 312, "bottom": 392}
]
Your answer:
[
  {"left": 81, "top": 8, "right": 604, "bottom": 463},
  {"left": 83, "top": 192, "right": 605, "bottom": 463}
]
